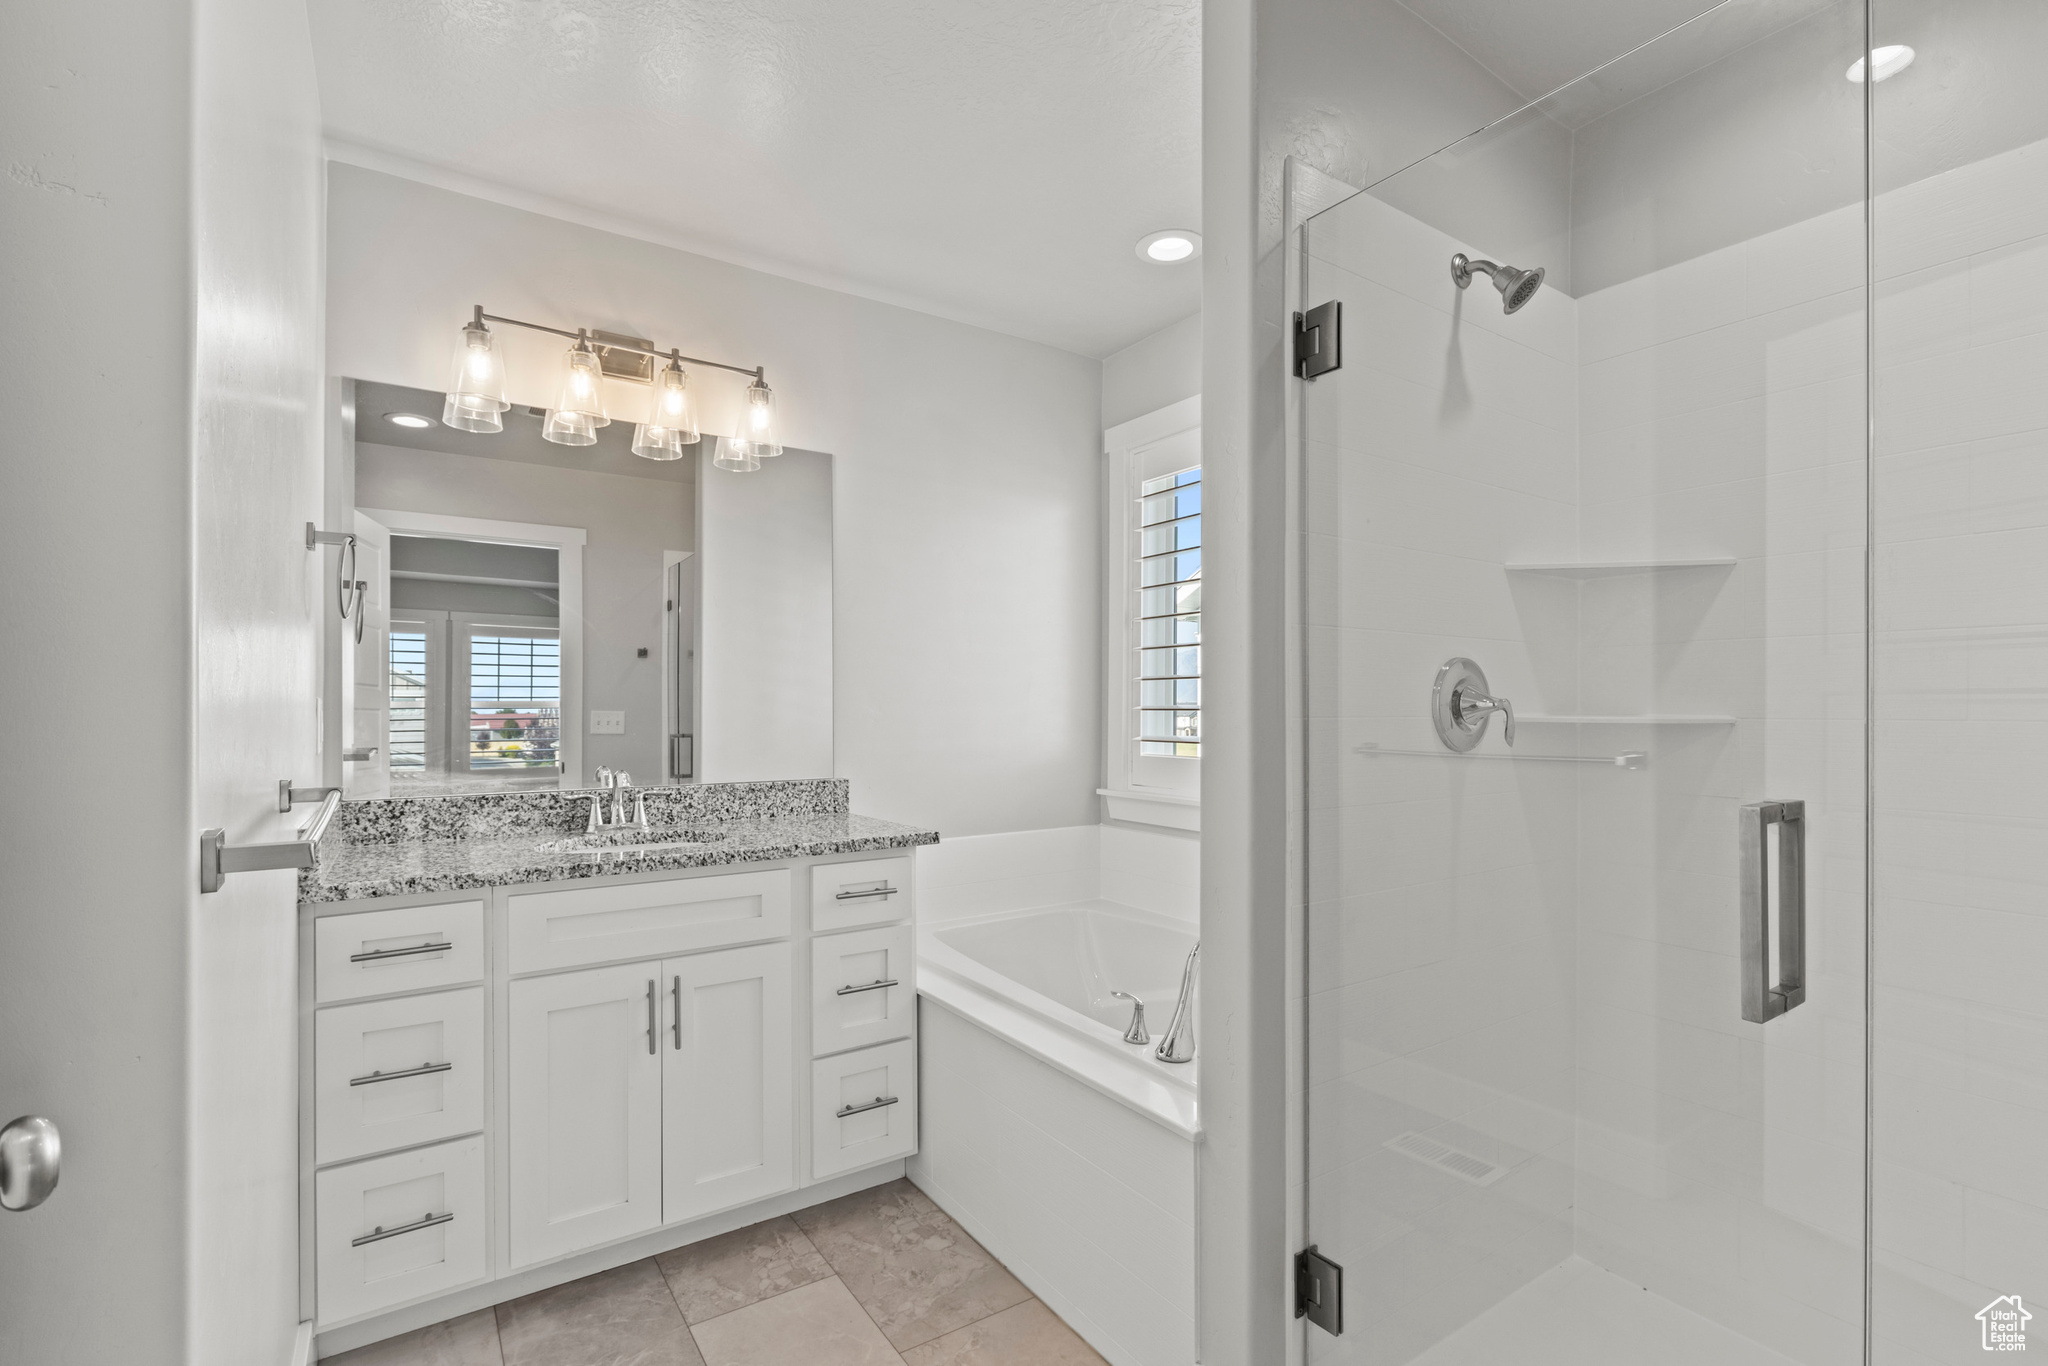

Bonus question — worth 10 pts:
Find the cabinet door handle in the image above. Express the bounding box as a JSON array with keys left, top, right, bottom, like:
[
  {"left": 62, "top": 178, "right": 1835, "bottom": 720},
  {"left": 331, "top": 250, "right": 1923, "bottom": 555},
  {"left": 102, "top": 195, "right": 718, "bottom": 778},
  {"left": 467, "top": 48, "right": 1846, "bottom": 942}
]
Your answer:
[
  {"left": 671, "top": 976, "right": 682, "bottom": 1050},
  {"left": 349, "top": 940, "right": 453, "bottom": 964},
  {"left": 646, "top": 979, "right": 658, "bottom": 1055},
  {"left": 348, "top": 1061, "right": 452, "bottom": 1087},
  {"left": 833, "top": 885, "right": 898, "bottom": 901},
  {"left": 836, "top": 978, "right": 900, "bottom": 996},
  {"left": 351, "top": 1210, "right": 453, "bottom": 1247},
  {"left": 836, "top": 1095, "right": 900, "bottom": 1118}
]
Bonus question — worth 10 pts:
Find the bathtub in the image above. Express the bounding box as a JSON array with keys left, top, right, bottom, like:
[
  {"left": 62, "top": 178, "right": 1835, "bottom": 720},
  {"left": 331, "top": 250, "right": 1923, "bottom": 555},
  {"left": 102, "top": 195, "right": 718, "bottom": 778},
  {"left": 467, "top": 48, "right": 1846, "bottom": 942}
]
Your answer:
[
  {"left": 917, "top": 900, "right": 1200, "bottom": 1136},
  {"left": 911, "top": 900, "right": 1198, "bottom": 1366}
]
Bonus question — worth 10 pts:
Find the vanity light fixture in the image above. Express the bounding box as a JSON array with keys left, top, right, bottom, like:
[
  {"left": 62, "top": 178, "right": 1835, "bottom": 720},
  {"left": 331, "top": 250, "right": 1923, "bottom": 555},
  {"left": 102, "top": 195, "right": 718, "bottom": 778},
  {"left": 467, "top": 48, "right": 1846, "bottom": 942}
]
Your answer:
[
  {"left": 443, "top": 305, "right": 775, "bottom": 467},
  {"left": 1847, "top": 44, "right": 1915, "bottom": 82},
  {"left": 384, "top": 412, "right": 435, "bottom": 429},
  {"left": 1137, "top": 229, "right": 1202, "bottom": 264},
  {"left": 443, "top": 310, "right": 511, "bottom": 432}
]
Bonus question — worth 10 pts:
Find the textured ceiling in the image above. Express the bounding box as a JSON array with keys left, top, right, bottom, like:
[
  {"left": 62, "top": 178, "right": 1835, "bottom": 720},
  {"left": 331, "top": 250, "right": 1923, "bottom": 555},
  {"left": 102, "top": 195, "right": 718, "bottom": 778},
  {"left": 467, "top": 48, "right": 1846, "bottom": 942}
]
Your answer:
[{"left": 308, "top": 0, "right": 1201, "bottom": 358}]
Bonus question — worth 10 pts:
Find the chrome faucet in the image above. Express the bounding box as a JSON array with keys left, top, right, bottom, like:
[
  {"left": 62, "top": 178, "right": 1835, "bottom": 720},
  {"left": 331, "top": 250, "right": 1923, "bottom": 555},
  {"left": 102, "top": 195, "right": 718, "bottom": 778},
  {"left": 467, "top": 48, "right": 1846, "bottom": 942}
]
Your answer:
[
  {"left": 1110, "top": 991, "right": 1149, "bottom": 1045},
  {"left": 1154, "top": 943, "right": 1199, "bottom": 1064},
  {"left": 612, "top": 771, "right": 633, "bottom": 827}
]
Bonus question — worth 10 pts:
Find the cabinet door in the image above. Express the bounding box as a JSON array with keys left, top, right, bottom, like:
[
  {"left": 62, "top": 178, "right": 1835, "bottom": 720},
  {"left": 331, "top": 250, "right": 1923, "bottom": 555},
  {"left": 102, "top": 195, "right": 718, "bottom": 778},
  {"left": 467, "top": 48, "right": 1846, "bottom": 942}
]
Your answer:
[
  {"left": 507, "top": 963, "right": 663, "bottom": 1266},
  {"left": 809, "top": 924, "right": 914, "bottom": 1057},
  {"left": 661, "top": 943, "right": 794, "bottom": 1223}
]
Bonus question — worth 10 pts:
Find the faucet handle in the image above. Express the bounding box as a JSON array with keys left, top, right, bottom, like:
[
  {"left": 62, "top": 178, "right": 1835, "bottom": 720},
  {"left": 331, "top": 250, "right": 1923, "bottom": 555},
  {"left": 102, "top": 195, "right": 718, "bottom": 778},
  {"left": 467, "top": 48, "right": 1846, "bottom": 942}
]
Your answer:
[
  {"left": 595, "top": 765, "right": 614, "bottom": 789},
  {"left": 1110, "top": 991, "right": 1150, "bottom": 1046},
  {"left": 582, "top": 793, "right": 606, "bottom": 832}
]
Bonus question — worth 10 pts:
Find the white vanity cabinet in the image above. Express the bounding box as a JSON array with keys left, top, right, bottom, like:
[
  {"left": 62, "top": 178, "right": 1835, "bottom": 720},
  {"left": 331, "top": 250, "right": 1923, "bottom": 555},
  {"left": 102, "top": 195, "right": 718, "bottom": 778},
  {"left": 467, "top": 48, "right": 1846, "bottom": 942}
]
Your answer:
[{"left": 299, "top": 850, "right": 919, "bottom": 1343}]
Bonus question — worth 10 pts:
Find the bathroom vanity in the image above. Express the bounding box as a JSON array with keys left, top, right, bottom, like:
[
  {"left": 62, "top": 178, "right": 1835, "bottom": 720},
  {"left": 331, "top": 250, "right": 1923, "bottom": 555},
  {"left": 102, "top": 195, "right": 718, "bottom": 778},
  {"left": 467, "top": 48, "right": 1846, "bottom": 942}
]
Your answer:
[{"left": 294, "top": 779, "right": 935, "bottom": 1352}]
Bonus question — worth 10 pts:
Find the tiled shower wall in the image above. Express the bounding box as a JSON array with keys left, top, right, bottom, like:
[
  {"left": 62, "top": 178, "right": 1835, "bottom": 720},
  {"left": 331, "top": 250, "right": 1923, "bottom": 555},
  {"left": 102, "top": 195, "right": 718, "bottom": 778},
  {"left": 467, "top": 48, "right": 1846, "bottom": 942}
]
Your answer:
[{"left": 1868, "top": 132, "right": 2048, "bottom": 1366}]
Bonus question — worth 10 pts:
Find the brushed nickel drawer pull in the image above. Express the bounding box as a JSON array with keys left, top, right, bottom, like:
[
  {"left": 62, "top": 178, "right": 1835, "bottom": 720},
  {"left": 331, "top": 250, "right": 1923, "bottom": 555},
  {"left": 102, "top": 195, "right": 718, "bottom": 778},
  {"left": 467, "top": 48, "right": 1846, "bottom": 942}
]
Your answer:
[
  {"left": 351, "top": 1210, "right": 453, "bottom": 1247},
  {"left": 836, "top": 978, "right": 900, "bottom": 996},
  {"left": 348, "top": 1061, "right": 452, "bottom": 1087},
  {"left": 349, "top": 941, "right": 454, "bottom": 964},
  {"left": 833, "top": 885, "right": 898, "bottom": 901},
  {"left": 836, "top": 1095, "right": 899, "bottom": 1118}
]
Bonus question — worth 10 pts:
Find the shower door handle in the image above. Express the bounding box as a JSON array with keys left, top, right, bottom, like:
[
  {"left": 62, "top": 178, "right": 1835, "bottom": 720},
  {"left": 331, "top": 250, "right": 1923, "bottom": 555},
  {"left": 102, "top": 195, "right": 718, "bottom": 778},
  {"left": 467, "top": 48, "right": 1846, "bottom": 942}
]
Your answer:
[{"left": 1740, "top": 800, "right": 1806, "bottom": 1023}]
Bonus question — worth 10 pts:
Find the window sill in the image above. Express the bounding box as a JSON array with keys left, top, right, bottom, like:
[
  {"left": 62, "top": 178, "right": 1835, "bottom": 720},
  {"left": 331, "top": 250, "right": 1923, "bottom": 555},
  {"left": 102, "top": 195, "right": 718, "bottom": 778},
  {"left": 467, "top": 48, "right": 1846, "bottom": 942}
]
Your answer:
[{"left": 1097, "top": 788, "right": 1200, "bottom": 832}]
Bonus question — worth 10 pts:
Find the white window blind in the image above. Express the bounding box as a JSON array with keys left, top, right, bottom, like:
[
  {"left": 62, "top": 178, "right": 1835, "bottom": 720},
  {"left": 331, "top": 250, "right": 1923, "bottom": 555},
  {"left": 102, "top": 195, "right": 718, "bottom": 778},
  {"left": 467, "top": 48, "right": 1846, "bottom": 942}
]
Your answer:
[
  {"left": 466, "top": 632, "right": 561, "bottom": 771},
  {"left": 388, "top": 628, "right": 429, "bottom": 771},
  {"left": 1137, "top": 466, "right": 1200, "bottom": 757}
]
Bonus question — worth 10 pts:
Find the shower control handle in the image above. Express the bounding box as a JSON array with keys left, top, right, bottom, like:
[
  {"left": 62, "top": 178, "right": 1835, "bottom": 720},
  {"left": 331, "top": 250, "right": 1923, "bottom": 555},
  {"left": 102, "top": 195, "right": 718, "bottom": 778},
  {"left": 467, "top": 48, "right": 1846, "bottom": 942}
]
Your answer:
[{"left": 1457, "top": 688, "right": 1515, "bottom": 746}]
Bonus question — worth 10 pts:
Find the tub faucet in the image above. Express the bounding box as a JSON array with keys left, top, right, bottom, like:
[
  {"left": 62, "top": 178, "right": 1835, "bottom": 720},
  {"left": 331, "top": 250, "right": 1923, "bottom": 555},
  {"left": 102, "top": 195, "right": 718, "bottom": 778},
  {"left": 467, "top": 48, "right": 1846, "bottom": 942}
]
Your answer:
[
  {"left": 1155, "top": 943, "right": 1199, "bottom": 1064},
  {"left": 1110, "top": 991, "right": 1149, "bottom": 1045}
]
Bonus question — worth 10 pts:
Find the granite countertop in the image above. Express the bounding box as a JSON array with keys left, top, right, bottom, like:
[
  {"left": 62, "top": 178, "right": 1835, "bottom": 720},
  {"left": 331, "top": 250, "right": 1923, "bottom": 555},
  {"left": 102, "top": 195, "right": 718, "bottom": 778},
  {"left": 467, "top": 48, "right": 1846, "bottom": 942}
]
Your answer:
[{"left": 298, "top": 780, "right": 938, "bottom": 903}]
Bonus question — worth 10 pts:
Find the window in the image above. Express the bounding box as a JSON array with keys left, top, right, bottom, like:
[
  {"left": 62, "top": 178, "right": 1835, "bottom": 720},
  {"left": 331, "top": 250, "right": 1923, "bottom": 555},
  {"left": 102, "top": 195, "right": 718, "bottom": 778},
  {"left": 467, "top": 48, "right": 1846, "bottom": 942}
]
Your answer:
[
  {"left": 1137, "top": 468, "right": 1200, "bottom": 757},
  {"left": 1101, "top": 396, "right": 1201, "bottom": 823},
  {"left": 465, "top": 631, "right": 560, "bottom": 770},
  {"left": 388, "top": 628, "right": 429, "bottom": 771}
]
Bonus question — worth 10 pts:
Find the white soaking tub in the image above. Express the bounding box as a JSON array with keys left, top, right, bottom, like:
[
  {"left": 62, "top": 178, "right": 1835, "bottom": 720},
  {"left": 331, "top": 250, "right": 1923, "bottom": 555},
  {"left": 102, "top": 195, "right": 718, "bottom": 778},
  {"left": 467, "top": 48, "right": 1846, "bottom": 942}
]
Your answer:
[{"left": 912, "top": 901, "right": 1198, "bottom": 1366}]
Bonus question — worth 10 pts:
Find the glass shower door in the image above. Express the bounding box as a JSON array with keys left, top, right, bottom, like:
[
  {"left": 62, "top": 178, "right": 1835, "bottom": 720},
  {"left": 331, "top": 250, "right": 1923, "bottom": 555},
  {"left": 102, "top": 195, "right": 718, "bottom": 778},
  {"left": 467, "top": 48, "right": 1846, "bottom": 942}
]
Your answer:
[{"left": 1296, "top": 5, "right": 1871, "bottom": 1362}]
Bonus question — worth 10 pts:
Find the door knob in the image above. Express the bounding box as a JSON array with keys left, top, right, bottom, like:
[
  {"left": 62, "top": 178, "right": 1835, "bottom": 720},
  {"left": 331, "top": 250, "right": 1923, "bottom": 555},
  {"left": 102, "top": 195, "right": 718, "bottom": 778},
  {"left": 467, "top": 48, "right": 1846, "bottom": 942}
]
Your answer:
[{"left": 0, "top": 1115, "right": 60, "bottom": 1211}]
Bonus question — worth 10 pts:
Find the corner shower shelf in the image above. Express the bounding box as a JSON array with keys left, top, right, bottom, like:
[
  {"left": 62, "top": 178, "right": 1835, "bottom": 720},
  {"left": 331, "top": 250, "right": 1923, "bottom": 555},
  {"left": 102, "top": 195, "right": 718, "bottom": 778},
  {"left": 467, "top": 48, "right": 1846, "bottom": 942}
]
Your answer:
[
  {"left": 1355, "top": 743, "right": 1647, "bottom": 769},
  {"left": 1505, "top": 558, "right": 1736, "bottom": 576},
  {"left": 1519, "top": 714, "right": 1735, "bottom": 726}
]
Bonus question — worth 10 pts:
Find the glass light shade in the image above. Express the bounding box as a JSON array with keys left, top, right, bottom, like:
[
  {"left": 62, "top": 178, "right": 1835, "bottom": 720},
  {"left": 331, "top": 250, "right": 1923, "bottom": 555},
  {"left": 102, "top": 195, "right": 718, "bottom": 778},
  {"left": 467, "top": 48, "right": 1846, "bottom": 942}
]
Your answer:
[
  {"left": 632, "top": 360, "right": 699, "bottom": 460},
  {"left": 447, "top": 321, "right": 509, "bottom": 409},
  {"left": 553, "top": 342, "right": 610, "bottom": 424},
  {"left": 631, "top": 423, "right": 688, "bottom": 460},
  {"left": 442, "top": 393, "right": 504, "bottom": 434},
  {"left": 735, "top": 379, "right": 781, "bottom": 457},
  {"left": 712, "top": 434, "right": 760, "bottom": 472},
  {"left": 540, "top": 408, "right": 599, "bottom": 446}
]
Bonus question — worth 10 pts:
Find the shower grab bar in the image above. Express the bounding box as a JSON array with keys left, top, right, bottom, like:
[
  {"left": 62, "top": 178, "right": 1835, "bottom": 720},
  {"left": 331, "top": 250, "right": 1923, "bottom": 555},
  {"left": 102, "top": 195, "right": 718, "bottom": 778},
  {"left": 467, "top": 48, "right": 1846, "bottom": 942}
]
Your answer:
[
  {"left": 1740, "top": 800, "right": 1806, "bottom": 1023},
  {"left": 1355, "top": 743, "right": 1646, "bottom": 769}
]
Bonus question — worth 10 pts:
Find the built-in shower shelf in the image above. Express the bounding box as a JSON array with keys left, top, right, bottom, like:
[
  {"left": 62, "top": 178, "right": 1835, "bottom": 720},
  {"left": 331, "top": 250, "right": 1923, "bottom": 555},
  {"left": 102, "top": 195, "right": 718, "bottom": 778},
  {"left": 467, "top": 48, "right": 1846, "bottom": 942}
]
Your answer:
[
  {"left": 1505, "top": 558, "right": 1736, "bottom": 576},
  {"left": 1520, "top": 714, "right": 1736, "bottom": 726}
]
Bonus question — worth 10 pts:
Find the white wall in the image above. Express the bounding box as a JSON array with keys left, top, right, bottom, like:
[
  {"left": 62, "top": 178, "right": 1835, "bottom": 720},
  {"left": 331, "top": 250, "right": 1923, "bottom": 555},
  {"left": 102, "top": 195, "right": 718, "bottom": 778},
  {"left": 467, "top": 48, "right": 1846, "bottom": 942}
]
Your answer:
[
  {"left": 915, "top": 824, "right": 1200, "bottom": 924},
  {"left": 357, "top": 440, "right": 691, "bottom": 781},
  {"left": 2, "top": 2, "right": 324, "bottom": 1364},
  {"left": 1102, "top": 312, "right": 1203, "bottom": 430},
  {"left": 327, "top": 166, "right": 1103, "bottom": 836}
]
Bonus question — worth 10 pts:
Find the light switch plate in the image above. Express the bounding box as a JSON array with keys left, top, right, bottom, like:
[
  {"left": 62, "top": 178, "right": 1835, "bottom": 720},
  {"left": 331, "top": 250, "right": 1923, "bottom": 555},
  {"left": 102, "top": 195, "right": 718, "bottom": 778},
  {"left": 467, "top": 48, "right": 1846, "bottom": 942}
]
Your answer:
[{"left": 589, "top": 710, "right": 625, "bottom": 734}]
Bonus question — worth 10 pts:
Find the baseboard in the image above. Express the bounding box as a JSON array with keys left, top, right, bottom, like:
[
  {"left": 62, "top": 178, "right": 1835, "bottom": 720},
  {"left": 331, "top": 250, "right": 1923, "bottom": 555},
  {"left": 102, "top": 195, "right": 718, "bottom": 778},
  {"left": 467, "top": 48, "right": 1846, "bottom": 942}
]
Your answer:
[
  {"left": 313, "top": 1161, "right": 904, "bottom": 1358},
  {"left": 288, "top": 1320, "right": 314, "bottom": 1366}
]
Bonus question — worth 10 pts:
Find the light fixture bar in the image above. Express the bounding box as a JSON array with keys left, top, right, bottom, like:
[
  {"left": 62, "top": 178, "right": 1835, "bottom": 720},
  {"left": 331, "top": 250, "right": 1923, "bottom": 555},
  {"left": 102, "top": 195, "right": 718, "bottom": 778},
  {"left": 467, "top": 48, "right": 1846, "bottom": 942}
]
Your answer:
[{"left": 472, "top": 305, "right": 764, "bottom": 382}]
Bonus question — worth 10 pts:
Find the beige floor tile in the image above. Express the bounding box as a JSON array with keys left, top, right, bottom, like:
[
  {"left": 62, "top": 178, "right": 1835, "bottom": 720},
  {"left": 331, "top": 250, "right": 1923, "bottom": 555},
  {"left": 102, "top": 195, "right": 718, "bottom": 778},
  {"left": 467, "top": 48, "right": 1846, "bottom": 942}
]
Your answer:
[
  {"left": 657, "top": 1216, "right": 835, "bottom": 1325},
  {"left": 790, "top": 1179, "right": 1031, "bottom": 1351},
  {"left": 325, "top": 1308, "right": 504, "bottom": 1366},
  {"left": 689, "top": 1277, "right": 904, "bottom": 1366},
  {"left": 899, "top": 1300, "right": 1109, "bottom": 1366},
  {"left": 495, "top": 1258, "right": 705, "bottom": 1366}
]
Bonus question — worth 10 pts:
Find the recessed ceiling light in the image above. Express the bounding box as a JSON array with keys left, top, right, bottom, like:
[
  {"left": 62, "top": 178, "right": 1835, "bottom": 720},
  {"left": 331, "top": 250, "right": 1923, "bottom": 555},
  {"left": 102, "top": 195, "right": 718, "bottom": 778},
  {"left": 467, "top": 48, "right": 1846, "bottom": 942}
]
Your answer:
[
  {"left": 1137, "top": 230, "right": 1202, "bottom": 264},
  {"left": 1847, "top": 44, "right": 1915, "bottom": 82},
  {"left": 386, "top": 412, "right": 435, "bottom": 429}
]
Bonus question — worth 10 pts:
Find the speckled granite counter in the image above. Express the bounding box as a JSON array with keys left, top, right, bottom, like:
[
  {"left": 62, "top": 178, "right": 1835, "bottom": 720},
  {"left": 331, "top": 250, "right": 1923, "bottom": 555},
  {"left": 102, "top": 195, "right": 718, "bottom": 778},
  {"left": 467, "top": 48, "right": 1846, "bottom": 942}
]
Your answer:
[{"left": 299, "top": 779, "right": 938, "bottom": 903}]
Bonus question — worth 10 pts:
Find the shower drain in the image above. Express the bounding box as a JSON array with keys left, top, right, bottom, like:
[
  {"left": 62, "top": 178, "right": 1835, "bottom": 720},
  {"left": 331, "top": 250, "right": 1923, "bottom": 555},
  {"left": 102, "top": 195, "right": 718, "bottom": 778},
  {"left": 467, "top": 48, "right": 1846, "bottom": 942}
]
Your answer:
[{"left": 1384, "top": 1131, "right": 1505, "bottom": 1186}]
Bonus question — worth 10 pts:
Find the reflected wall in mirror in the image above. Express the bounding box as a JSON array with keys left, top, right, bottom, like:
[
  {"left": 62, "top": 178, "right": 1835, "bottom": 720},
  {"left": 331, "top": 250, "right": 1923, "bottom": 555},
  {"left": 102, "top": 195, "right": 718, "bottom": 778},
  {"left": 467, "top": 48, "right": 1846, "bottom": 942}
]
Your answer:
[{"left": 325, "top": 378, "right": 831, "bottom": 797}]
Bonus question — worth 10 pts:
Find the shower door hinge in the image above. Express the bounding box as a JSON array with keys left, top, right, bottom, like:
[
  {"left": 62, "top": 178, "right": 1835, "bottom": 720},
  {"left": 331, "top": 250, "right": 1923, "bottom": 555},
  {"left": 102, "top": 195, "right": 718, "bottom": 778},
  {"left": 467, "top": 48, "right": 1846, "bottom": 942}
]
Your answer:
[
  {"left": 1295, "top": 1244, "right": 1343, "bottom": 1336},
  {"left": 1294, "top": 300, "right": 1342, "bottom": 379}
]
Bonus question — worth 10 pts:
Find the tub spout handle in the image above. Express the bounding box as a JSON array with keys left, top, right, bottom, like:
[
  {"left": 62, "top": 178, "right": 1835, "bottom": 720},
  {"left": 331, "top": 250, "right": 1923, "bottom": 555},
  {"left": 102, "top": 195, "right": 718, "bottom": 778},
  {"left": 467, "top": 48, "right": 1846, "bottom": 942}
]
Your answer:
[
  {"left": 1155, "top": 943, "right": 1199, "bottom": 1064},
  {"left": 1110, "top": 991, "right": 1149, "bottom": 1045}
]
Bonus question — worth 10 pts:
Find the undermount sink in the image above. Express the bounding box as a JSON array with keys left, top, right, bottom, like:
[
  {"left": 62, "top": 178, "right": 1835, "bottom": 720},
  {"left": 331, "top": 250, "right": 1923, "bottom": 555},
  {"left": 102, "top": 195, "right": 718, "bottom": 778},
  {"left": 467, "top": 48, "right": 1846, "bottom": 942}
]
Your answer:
[{"left": 545, "top": 827, "right": 730, "bottom": 851}]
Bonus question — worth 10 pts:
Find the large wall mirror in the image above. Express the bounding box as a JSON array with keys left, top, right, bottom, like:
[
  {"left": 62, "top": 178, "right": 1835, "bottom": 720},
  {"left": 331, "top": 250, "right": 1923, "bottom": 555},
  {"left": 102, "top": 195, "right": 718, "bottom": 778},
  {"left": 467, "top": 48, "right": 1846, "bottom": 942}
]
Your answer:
[{"left": 321, "top": 378, "right": 833, "bottom": 796}]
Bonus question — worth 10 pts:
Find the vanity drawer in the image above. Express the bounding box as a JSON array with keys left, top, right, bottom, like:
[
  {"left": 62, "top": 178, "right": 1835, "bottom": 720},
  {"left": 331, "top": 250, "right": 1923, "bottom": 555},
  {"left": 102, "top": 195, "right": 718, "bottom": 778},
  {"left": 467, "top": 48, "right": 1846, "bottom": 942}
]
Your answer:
[
  {"left": 315, "top": 987, "right": 486, "bottom": 1165},
  {"left": 810, "top": 857, "right": 912, "bottom": 933},
  {"left": 315, "top": 1134, "right": 487, "bottom": 1326},
  {"left": 809, "top": 925, "right": 914, "bottom": 1057},
  {"left": 507, "top": 868, "right": 792, "bottom": 974},
  {"left": 811, "top": 1039, "right": 917, "bottom": 1180},
  {"left": 315, "top": 901, "right": 485, "bottom": 1003}
]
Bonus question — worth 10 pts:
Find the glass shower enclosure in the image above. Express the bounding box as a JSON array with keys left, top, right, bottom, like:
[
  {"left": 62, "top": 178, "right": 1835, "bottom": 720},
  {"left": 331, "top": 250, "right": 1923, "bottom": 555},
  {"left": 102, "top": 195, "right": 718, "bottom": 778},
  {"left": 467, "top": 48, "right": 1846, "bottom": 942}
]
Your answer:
[{"left": 1292, "top": 1, "right": 2048, "bottom": 1361}]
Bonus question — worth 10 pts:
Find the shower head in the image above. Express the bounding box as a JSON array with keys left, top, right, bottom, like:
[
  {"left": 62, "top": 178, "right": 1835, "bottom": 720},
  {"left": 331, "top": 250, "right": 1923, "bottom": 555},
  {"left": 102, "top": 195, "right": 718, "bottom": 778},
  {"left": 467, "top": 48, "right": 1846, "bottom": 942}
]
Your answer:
[{"left": 1450, "top": 253, "right": 1546, "bottom": 314}]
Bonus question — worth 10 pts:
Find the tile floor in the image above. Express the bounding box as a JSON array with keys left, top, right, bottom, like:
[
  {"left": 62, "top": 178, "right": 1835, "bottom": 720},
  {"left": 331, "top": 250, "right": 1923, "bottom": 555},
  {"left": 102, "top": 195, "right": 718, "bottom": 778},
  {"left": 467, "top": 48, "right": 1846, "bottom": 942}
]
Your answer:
[{"left": 326, "top": 1179, "right": 1109, "bottom": 1366}]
